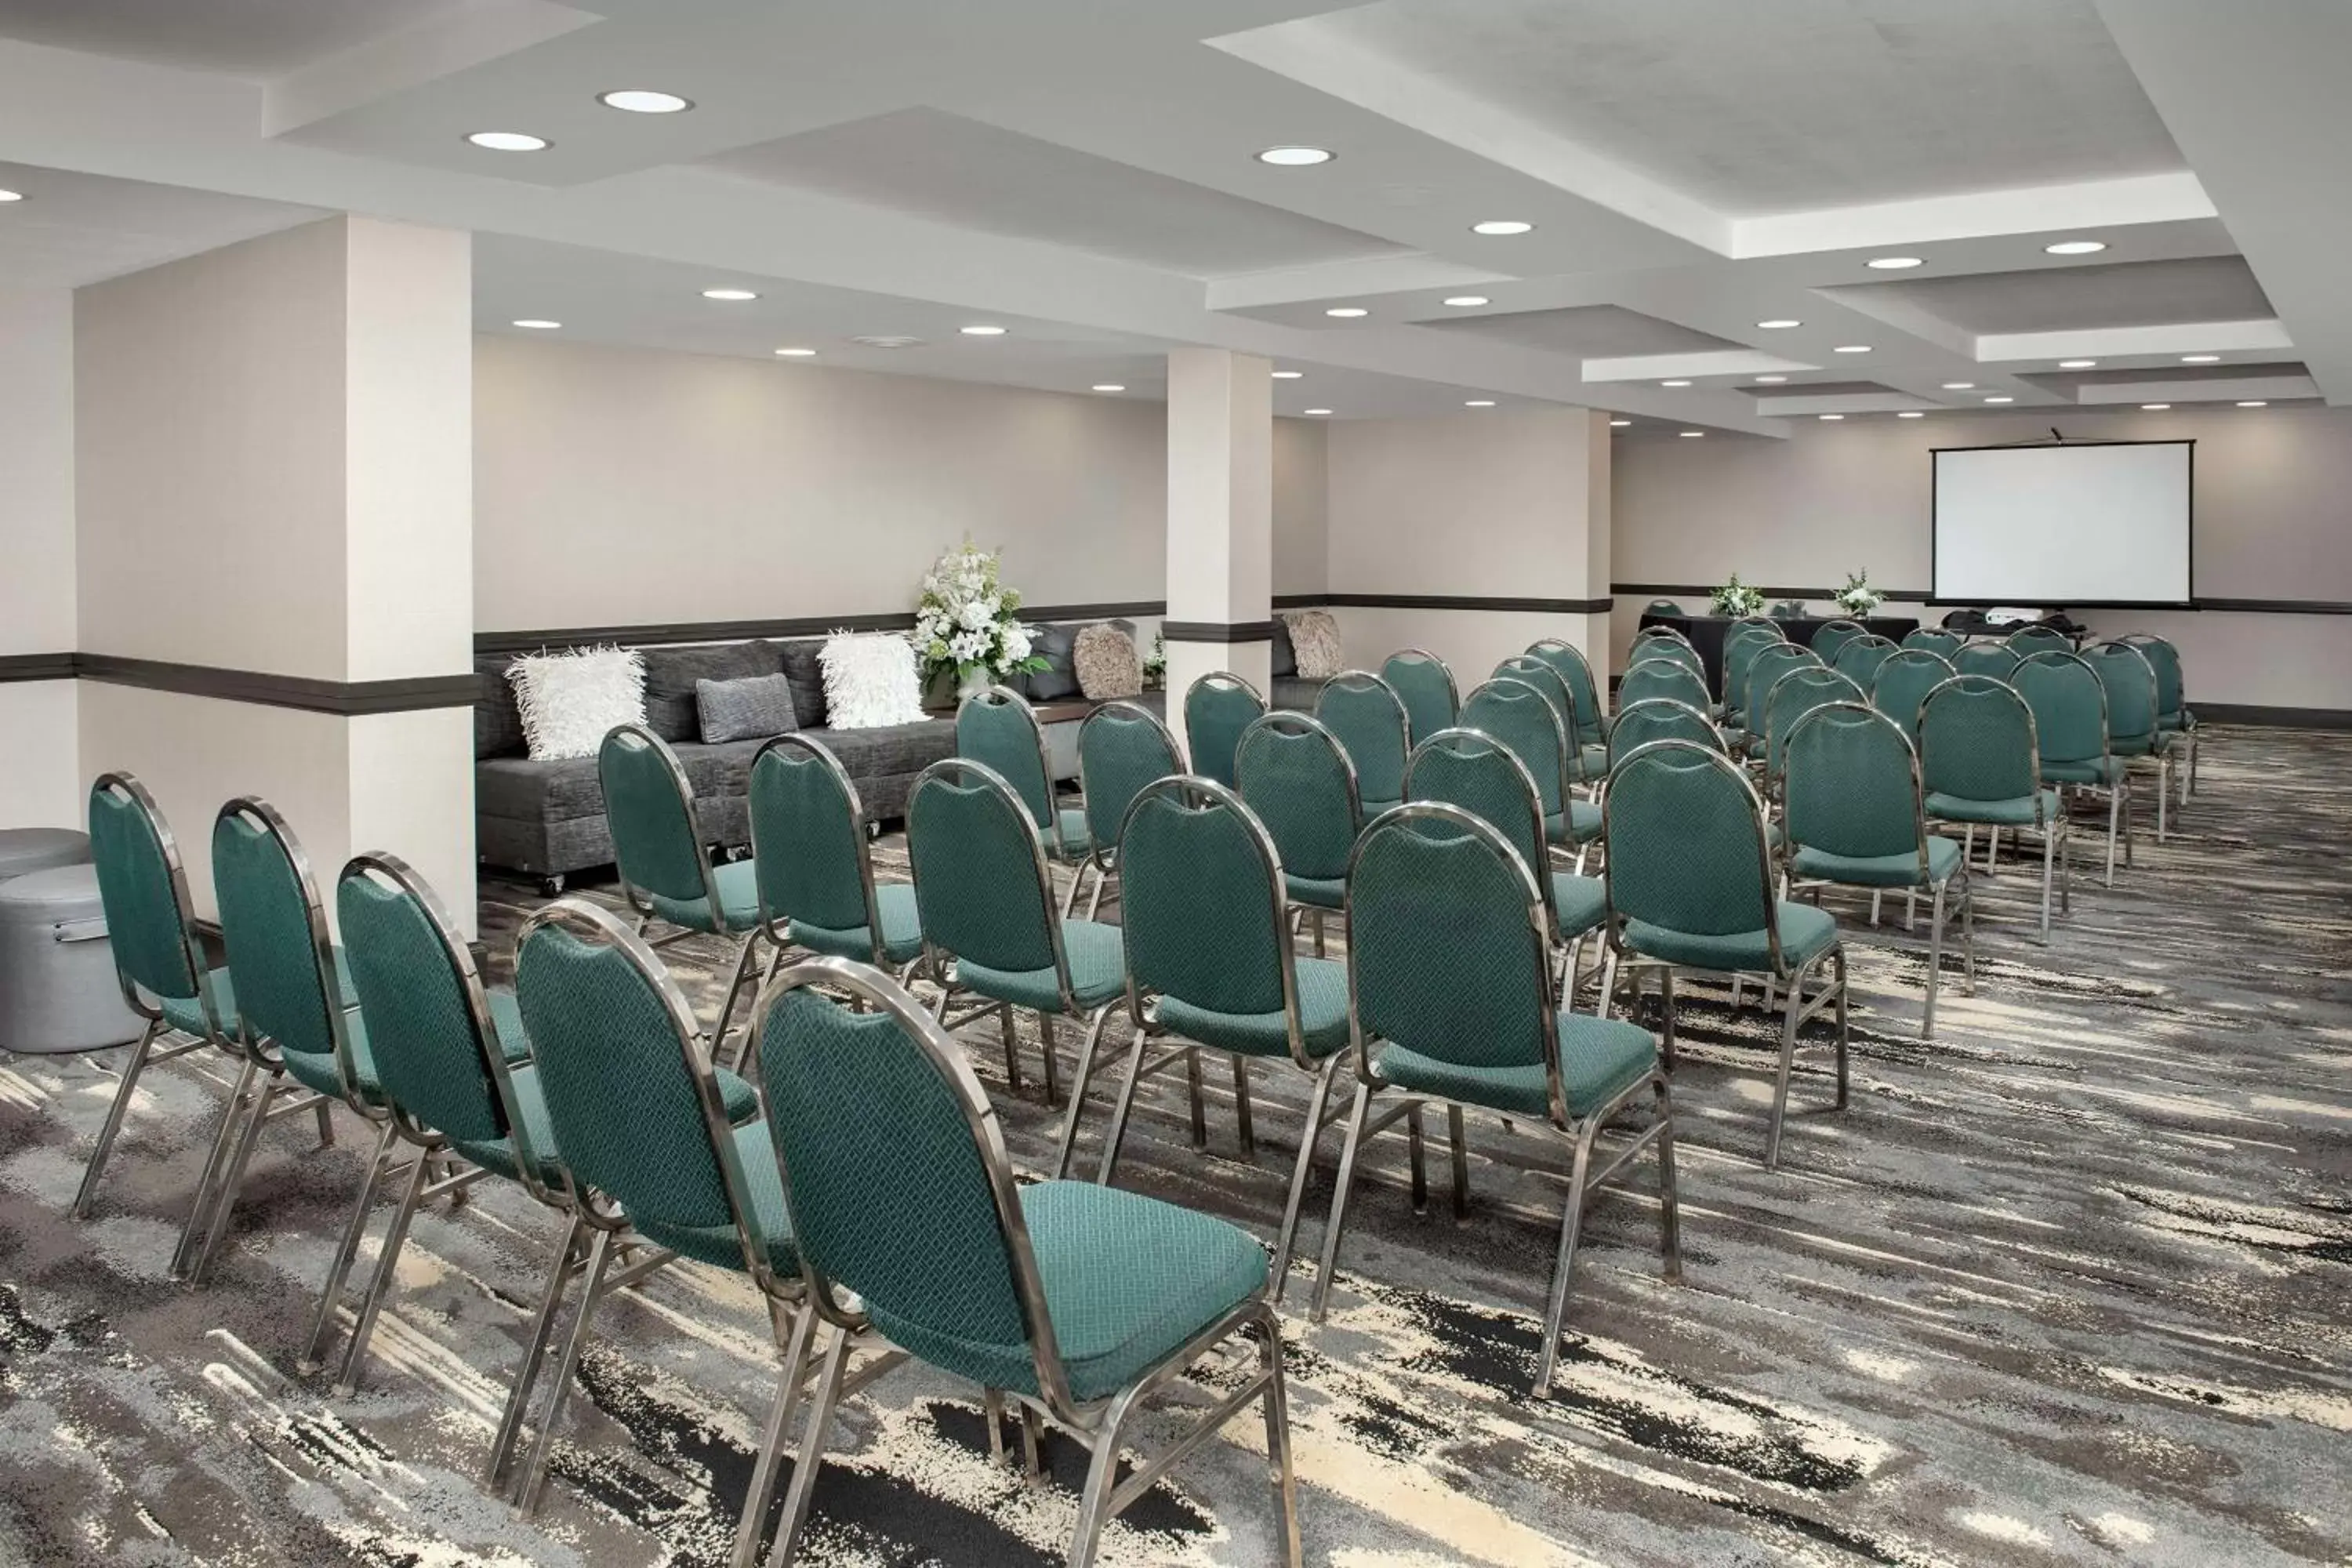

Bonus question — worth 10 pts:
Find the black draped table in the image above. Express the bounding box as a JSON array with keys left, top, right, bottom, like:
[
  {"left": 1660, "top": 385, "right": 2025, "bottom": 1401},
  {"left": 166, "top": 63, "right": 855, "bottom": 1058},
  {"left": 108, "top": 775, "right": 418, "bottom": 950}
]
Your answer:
[{"left": 1638, "top": 612, "right": 1921, "bottom": 694}]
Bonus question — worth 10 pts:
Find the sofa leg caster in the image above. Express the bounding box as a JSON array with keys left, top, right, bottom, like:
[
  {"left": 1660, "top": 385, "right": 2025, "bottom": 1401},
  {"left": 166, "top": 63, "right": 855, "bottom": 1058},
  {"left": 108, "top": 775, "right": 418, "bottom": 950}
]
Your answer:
[{"left": 538, "top": 875, "right": 566, "bottom": 898}]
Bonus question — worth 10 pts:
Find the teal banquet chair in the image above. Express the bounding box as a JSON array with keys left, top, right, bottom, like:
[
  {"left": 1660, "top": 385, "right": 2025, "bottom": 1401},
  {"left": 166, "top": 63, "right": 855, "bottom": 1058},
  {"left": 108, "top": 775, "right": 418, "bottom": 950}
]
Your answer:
[
  {"left": 1902, "top": 627, "right": 1963, "bottom": 659},
  {"left": 754, "top": 957, "right": 1302, "bottom": 1568},
  {"left": 907, "top": 758, "right": 1127, "bottom": 1177},
  {"left": 1602, "top": 742, "right": 1849, "bottom": 1171},
  {"left": 1380, "top": 648, "right": 1460, "bottom": 746},
  {"left": 1782, "top": 705, "right": 1973, "bottom": 1040},
  {"left": 1830, "top": 633, "right": 1898, "bottom": 689},
  {"left": 1721, "top": 622, "right": 1784, "bottom": 729},
  {"left": 1644, "top": 599, "right": 1686, "bottom": 616},
  {"left": 1236, "top": 711, "right": 1362, "bottom": 954},
  {"left": 1760, "top": 665, "right": 1865, "bottom": 800},
  {"left": 1918, "top": 675, "right": 2071, "bottom": 940},
  {"left": 1628, "top": 633, "right": 1706, "bottom": 683},
  {"left": 957, "top": 686, "right": 1092, "bottom": 914},
  {"left": 1526, "top": 638, "right": 1609, "bottom": 772},
  {"left": 1462, "top": 674, "right": 1598, "bottom": 870},
  {"left": 1181, "top": 670, "right": 1265, "bottom": 790},
  {"left": 1810, "top": 619, "right": 1865, "bottom": 665},
  {"left": 2083, "top": 640, "right": 2176, "bottom": 840},
  {"left": 600, "top": 724, "right": 772, "bottom": 1065},
  {"left": 1316, "top": 669, "right": 1411, "bottom": 816},
  {"left": 2006, "top": 623, "right": 2073, "bottom": 658},
  {"left": 1735, "top": 642, "right": 1819, "bottom": 750},
  {"left": 74, "top": 773, "right": 238, "bottom": 1221},
  {"left": 1871, "top": 647, "right": 1955, "bottom": 742},
  {"left": 1629, "top": 622, "right": 1694, "bottom": 655},
  {"left": 2016, "top": 650, "right": 2133, "bottom": 885},
  {"left": 2122, "top": 632, "right": 2198, "bottom": 801},
  {"left": 1606, "top": 698, "right": 1724, "bottom": 768},
  {"left": 1494, "top": 653, "right": 1595, "bottom": 793},
  {"left": 748, "top": 734, "right": 926, "bottom": 979},
  {"left": 510, "top": 898, "right": 836, "bottom": 1559},
  {"left": 1617, "top": 656, "right": 1711, "bottom": 716},
  {"left": 1073, "top": 699, "right": 1185, "bottom": 918},
  {"left": 1316, "top": 803, "right": 1680, "bottom": 1399},
  {"left": 1954, "top": 641, "right": 2021, "bottom": 681},
  {"left": 1098, "top": 776, "right": 1351, "bottom": 1299}
]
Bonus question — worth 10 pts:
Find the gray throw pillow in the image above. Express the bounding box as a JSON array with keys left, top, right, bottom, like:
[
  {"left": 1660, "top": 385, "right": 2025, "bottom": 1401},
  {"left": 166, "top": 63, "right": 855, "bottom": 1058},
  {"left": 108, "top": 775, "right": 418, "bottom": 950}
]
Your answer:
[
  {"left": 1025, "top": 623, "right": 1080, "bottom": 700},
  {"left": 696, "top": 673, "right": 801, "bottom": 745},
  {"left": 1270, "top": 616, "right": 1298, "bottom": 677}
]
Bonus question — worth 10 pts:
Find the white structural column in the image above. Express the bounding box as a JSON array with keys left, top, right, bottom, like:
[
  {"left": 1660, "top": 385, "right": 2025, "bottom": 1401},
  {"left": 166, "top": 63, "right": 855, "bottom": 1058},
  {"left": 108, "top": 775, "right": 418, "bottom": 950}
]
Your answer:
[
  {"left": 0, "top": 288, "right": 80, "bottom": 829},
  {"left": 1163, "top": 347, "right": 1274, "bottom": 757}
]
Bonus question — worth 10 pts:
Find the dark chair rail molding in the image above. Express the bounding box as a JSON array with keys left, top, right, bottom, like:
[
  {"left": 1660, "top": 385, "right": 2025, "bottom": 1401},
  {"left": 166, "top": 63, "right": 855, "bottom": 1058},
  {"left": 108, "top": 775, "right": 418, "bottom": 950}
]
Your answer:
[
  {"left": 1614, "top": 583, "right": 2352, "bottom": 616},
  {"left": 474, "top": 600, "right": 1170, "bottom": 656},
  {"left": 1162, "top": 619, "right": 1276, "bottom": 643},
  {"left": 1, "top": 652, "right": 477, "bottom": 714},
  {"left": 1275, "top": 592, "right": 1615, "bottom": 614}
]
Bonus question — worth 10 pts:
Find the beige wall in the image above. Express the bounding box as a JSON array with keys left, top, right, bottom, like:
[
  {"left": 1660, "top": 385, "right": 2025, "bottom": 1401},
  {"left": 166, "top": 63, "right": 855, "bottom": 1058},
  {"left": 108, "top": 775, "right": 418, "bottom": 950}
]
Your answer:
[
  {"left": 1272, "top": 414, "right": 1328, "bottom": 596},
  {"left": 1324, "top": 407, "right": 1612, "bottom": 680},
  {"left": 0, "top": 288, "right": 80, "bottom": 828},
  {"left": 1611, "top": 405, "right": 2352, "bottom": 710}
]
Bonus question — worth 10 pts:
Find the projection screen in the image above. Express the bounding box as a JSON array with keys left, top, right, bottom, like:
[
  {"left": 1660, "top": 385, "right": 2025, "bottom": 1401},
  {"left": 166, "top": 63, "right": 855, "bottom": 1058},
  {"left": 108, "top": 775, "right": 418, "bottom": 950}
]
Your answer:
[{"left": 1932, "top": 440, "right": 2193, "bottom": 606}]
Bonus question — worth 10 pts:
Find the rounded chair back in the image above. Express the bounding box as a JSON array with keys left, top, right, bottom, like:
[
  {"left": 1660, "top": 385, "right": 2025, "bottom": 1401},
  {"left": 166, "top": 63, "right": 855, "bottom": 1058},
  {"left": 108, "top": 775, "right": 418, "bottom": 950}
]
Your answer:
[
  {"left": 1458, "top": 677, "right": 1569, "bottom": 818},
  {"left": 906, "top": 759, "right": 1064, "bottom": 982},
  {"left": 1182, "top": 672, "right": 1265, "bottom": 789},
  {"left": 1491, "top": 655, "right": 1585, "bottom": 786},
  {"left": 1870, "top": 648, "right": 1955, "bottom": 740},
  {"left": 2082, "top": 641, "right": 2158, "bottom": 750},
  {"left": 87, "top": 773, "right": 213, "bottom": 1029},
  {"left": 1379, "top": 649, "right": 1460, "bottom": 747},
  {"left": 1954, "top": 641, "right": 2020, "bottom": 681},
  {"left": 1607, "top": 698, "right": 1722, "bottom": 769},
  {"left": 1404, "top": 728, "right": 1555, "bottom": 934},
  {"left": 1811, "top": 620, "right": 1866, "bottom": 664},
  {"left": 212, "top": 798, "right": 352, "bottom": 1083},
  {"left": 2013, "top": 652, "right": 2109, "bottom": 768},
  {"left": 1316, "top": 671, "right": 1410, "bottom": 810},
  {"left": 955, "top": 687, "right": 1058, "bottom": 832},
  {"left": 1632, "top": 622, "right": 1692, "bottom": 648},
  {"left": 2119, "top": 634, "right": 2187, "bottom": 721},
  {"left": 1783, "top": 704, "right": 1930, "bottom": 879},
  {"left": 750, "top": 735, "right": 880, "bottom": 941},
  {"left": 2006, "top": 624, "right": 2073, "bottom": 657},
  {"left": 1722, "top": 626, "right": 1782, "bottom": 717},
  {"left": 1347, "top": 804, "right": 1564, "bottom": 1124},
  {"left": 1919, "top": 675, "right": 2042, "bottom": 805},
  {"left": 1618, "top": 658, "right": 1711, "bottom": 714},
  {"left": 1117, "top": 778, "right": 1299, "bottom": 1044},
  {"left": 1603, "top": 742, "right": 1777, "bottom": 956},
  {"left": 1526, "top": 640, "right": 1605, "bottom": 750},
  {"left": 1644, "top": 599, "right": 1685, "bottom": 616},
  {"left": 1762, "top": 666, "right": 1866, "bottom": 786},
  {"left": 1738, "top": 642, "right": 1818, "bottom": 729},
  {"left": 599, "top": 724, "right": 726, "bottom": 930},
  {"left": 1628, "top": 635, "right": 1704, "bottom": 680},
  {"left": 1076, "top": 700, "right": 1184, "bottom": 858},
  {"left": 1902, "top": 627, "right": 1963, "bottom": 659},
  {"left": 1235, "top": 713, "right": 1362, "bottom": 884},
  {"left": 1831, "top": 633, "right": 1898, "bottom": 688}
]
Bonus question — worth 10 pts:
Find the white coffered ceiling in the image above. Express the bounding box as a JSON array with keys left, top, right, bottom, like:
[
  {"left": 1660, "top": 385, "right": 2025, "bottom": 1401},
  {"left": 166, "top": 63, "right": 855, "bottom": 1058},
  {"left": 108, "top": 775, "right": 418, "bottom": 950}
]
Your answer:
[{"left": 0, "top": 0, "right": 2341, "bottom": 430}]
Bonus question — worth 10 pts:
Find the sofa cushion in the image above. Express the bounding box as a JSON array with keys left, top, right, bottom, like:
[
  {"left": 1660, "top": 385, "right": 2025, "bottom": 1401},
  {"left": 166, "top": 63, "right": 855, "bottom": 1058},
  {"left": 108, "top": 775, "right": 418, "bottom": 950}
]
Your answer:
[
  {"left": 774, "top": 638, "right": 832, "bottom": 730},
  {"left": 476, "top": 655, "right": 528, "bottom": 759},
  {"left": 477, "top": 753, "right": 605, "bottom": 823},
  {"left": 641, "top": 641, "right": 779, "bottom": 741}
]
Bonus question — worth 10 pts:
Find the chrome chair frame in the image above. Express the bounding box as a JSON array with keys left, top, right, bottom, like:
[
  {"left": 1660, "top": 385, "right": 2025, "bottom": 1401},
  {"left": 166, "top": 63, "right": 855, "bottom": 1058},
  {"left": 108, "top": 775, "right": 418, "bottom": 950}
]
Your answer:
[
  {"left": 2121, "top": 632, "right": 2198, "bottom": 801},
  {"left": 1095, "top": 776, "right": 1349, "bottom": 1305},
  {"left": 1315, "top": 668, "right": 1412, "bottom": 810},
  {"left": 2020, "top": 649, "right": 2133, "bottom": 887},
  {"left": 746, "top": 731, "right": 923, "bottom": 989},
  {"left": 907, "top": 757, "right": 1123, "bottom": 1177},
  {"left": 1830, "top": 633, "right": 1900, "bottom": 686},
  {"left": 1918, "top": 674, "right": 2073, "bottom": 942},
  {"left": 1780, "top": 705, "right": 1975, "bottom": 1040},
  {"left": 1074, "top": 698, "right": 1185, "bottom": 919},
  {"left": 760, "top": 955, "right": 1301, "bottom": 1568},
  {"left": 1235, "top": 709, "right": 1364, "bottom": 958},
  {"left": 2085, "top": 639, "right": 2177, "bottom": 841},
  {"left": 1599, "top": 741, "right": 1849, "bottom": 1172},
  {"left": 961, "top": 684, "right": 1092, "bottom": 916},
  {"left": 1759, "top": 665, "right": 1867, "bottom": 803},
  {"left": 1312, "top": 803, "right": 1681, "bottom": 1398},
  {"left": 601, "top": 723, "right": 774, "bottom": 1069},
  {"left": 1181, "top": 670, "right": 1267, "bottom": 791},
  {"left": 1468, "top": 673, "right": 1591, "bottom": 874},
  {"left": 1494, "top": 655, "right": 1591, "bottom": 791},
  {"left": 1379, "top": 647, "right": 1461, "bottom": 746},
  {"left": 1526, "top": 637, "right": 1609, "bottom": 748},
  {"left": 1630, "top": 623, "right": 1695, "bottom": 649},
  {"left": 74, "top": 773, "right": 236, "bottom": 1221}
]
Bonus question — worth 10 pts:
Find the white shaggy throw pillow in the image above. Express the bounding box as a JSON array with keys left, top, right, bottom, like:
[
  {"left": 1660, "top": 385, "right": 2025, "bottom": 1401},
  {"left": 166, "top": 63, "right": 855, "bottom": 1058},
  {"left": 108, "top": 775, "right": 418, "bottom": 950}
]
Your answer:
[
  {"left": 1285, "top": 610, "right": 1345, "bottom": 680},
  {"left": 819, "top": 632, "right": 928, "bottom": 729},
  {"left": 507, "top": 647, "right": 647, "bottom": 761}
]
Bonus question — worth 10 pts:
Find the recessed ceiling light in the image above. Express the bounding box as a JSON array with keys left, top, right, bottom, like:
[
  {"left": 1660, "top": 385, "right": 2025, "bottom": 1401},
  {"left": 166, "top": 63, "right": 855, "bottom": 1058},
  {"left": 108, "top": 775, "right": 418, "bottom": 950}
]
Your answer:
[
  {"left": 511, "top": 318, "right": 561, "bottom": 329},
  {"left": 2045, "top": 240, "right": 2107, "bottom": 256},
  {"left": 1834, "top": 344, "right": 1871, "bottom": 354},
  {"left": 960, "top": 325, "right": 1007, "bottom": 336},
  {"left": 1661, "top": 379, "right": 1693, "bottom": 387},
  {"left": 1867, "top": 256, "right": 1925, "bottom": 270},
  {"left": 1257, "top": 146, "right": 1334, "bottom": 166},
  {"left": 1443, "top": 295, "right": 1490, "bottom": 307},
  {"left": 1755, "top": 375, "right": 1788, "bottom": 384},
  {"left": 1984, "top": 395, "right": 2015, "bottom": 404},
  {"left": 1756, "top": 318, "right": 1801, "bottom": 329},
  {"left": 1897, "top": 411, "right": 1926, "bottom": 419},
  {"left": 1819, "top": 414, "right": 1845, "bottom": 421},
  {"left": 598, "top": 89, "right": 691, "bottom": 114},
  {"left": 1465, "top": 399, "right": 1496, "bottom": 407},
  {"left": 1325, "top": 307, "right": 1368, "bottom": 318},
  {"left": 1942, "top": 382, "right": 1976, "bottom": 390},
  {"left": 1271, "top": 370, "right": 1304, "bottom": 379},
  {"left": 774, "top": 347, "right": 817, "bottom": 357},
  {"left": 1610, "top": 419, "right": 1632, "bottom": 427},
  {"left": 702, "top": 288, "right": 758, "bottom": 301},
  {"left": 0, "top": 189, "right": 22, "bottom": 203},
  {"left": 1092, "top": 383, "right": 1126, "bottom": 393},
  {"left": 1304, "top": 408, "right": 1333, "bottom": 416},
  {"left": 2238, "top": 400, "right": 2267, "bottom": 408},
  {"left": 466, "top": 131, "right": 549, "bottom": 151},
  {"left": 2141, "top": 403, "right": 2171, "bottom": 410},
  {"left": 1471, "top": 220, "right": 1534, "bottom": 235},
  {"left": 1679, "top": 430, "right": 1704, "bottom": 438},
  {"left": 2181, "top": 354, "right": 2221, "bottom": 364},
  {"left": 2058, "top": 359, "right": 2097, "bottom": 369}
]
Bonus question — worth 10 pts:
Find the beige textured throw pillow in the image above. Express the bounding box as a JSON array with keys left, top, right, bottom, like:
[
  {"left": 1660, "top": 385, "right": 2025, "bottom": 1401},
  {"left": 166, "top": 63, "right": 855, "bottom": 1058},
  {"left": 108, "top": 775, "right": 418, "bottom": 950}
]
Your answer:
[
  {"left": 1285, "top": 610, "right": 1345, "bottom": 680},
  {"left": 1072, "top": 623, "right": 1143, "bottom": 701}
]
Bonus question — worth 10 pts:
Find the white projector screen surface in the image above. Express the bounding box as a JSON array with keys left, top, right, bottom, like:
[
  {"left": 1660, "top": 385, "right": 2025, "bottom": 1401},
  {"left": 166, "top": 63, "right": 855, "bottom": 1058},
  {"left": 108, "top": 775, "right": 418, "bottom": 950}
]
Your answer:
[{"left": 1933, "top": 441, "right": 2192, "bottom": 605}]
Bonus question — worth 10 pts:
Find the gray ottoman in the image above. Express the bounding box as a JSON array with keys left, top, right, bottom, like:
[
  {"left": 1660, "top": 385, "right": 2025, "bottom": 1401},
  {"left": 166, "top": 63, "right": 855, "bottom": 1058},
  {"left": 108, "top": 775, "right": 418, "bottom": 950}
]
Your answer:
[
  {"left": 0, "top": 863, "right": 143, "bottom": 1054},
  {"left": 0, "top": 826, "right": 91, "bottom": 882}
]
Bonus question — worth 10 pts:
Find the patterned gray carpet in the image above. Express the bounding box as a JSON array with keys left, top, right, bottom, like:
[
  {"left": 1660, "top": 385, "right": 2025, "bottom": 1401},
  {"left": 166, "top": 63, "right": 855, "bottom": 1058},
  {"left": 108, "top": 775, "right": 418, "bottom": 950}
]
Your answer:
[{"left": 3, "top": 727, "right": 2348, "bottom": 1566}]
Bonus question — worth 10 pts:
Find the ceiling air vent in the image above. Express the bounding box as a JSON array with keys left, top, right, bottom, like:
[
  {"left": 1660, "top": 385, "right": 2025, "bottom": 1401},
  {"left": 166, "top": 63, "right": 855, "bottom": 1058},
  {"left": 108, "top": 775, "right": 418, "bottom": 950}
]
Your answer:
[{"left": 850, "top": 334, "right": 924, "bottom": 349}]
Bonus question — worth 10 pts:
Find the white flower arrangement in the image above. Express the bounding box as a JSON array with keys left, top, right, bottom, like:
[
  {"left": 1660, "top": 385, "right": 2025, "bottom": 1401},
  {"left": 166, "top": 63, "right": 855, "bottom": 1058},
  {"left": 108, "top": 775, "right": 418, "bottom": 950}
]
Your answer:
[
  {"left": 1835, "top": 570, "right": 1884, "bottom": 617},
  {"left": 1710, "top": 574, "right": 1766, "bottom": 617},
  {"left": 912, "top": 539, "right": 1045, "bottom": 693}
]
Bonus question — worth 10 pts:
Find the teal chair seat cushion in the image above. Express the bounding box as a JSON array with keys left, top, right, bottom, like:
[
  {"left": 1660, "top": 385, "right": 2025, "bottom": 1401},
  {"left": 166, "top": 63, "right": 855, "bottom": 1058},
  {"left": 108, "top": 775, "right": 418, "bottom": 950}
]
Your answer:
[
  {"left": 1361, "top": 797, "right": 1403, "bottom": 820},
  {"left": 2041, "top": 757, "right": 2128, "bottom": 786},
  {"left": 2158, "top": 708, "right": 2195, "bottom": 731},
  {"left": 1926, "top": 789, "right": 2059, "bottom": 827},
  {"left": 450, "top": 1059, "right": 564, "bottom": 1184},
  {"left": 628, "top": 1118, "right": 798, "bottom": 1273},
  {"left": 1623, "top": 901, "right": 1839, "bottom": 975},
  {"left": 1551, "top": 873, "right": 1607, "bottom": 940},
  {"left": 1050, "top": 807, "right": 1094, "bottom": 860},
  {"left": 158, "top": 950, "right": 368, "bottom": 1040},
  {"left": 1544, "top": 800, "right": 1603, "bottom": 847},
  {"left": 1284, "top": 873, "right": 1345, "bottom": 911},
  {"left": 1577, "top": 743, "right": 1610, "bottom": 780},
  {"left": 278, "top": 1009, "right": 380, "bottom": 1104},
  {"left": 791, "top": 881, "right": 925, "bottom": 966},
  {"left": 868, "top": 1181, "right": 1267, "bottom": 1403},
  {"left": 647, "top": 858, "right": 763, "bottom": 935},
  {"left": 1152, "top": 956, "right": 1348, "bottom": 1060},
  {"left": 1375, "top": 1011, "right": 1657, "bottom": 1121},
  {"left": 954, "top": 918, "right": 1125, "bottom": 1013},
  {"left": 1791, "top": 835, "right": 1962, "bottom": 890}
]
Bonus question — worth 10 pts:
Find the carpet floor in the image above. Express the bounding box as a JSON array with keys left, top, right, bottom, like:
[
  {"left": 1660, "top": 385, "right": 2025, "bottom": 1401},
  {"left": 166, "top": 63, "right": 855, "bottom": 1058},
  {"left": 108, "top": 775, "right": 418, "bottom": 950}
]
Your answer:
[{"left": 2, "top": 726, "right": 2347, "bottom": 1566}]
